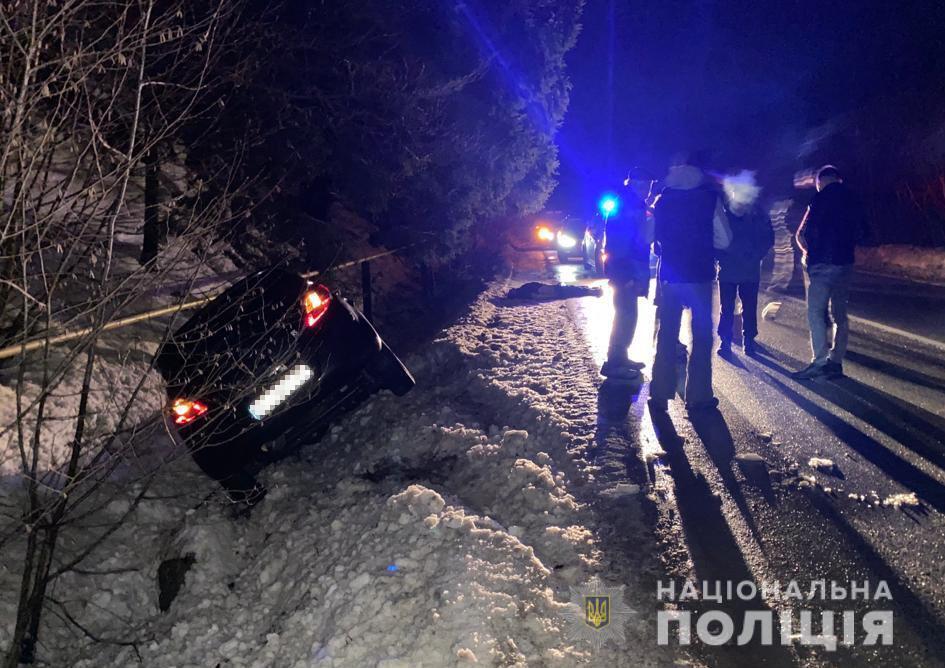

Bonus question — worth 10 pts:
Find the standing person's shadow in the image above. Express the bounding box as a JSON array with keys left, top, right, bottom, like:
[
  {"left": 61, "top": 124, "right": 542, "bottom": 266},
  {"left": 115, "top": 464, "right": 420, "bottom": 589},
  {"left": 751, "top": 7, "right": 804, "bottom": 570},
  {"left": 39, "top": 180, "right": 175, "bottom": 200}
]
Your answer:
[
  {"left": 689, "top": 408, "right": 776, "bottom": 526},
  {"left": 596, "top": 378, "right": 642, "bottom": 424},
  {"left": 648, "top": 406, "right": 794, "bottom": 666},
  {"left": 592, "top": 378, "right": 646, "bottom": 484}
]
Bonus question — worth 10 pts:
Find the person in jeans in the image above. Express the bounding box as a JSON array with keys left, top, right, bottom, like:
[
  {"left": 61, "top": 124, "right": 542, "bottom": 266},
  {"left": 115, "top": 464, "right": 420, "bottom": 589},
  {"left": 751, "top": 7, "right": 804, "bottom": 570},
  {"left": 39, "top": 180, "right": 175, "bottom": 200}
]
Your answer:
[
  {"left": 793, "top": 165, "right": 866, "bottom": 379},
  {"left": 649, "top": 155, "right": 731, "bottom": 412},
  {"left": 600, "top": 169, "right": 655, "bottom": 381},
  {"left": 716, "top": 199, "right": 774, "bottom": 356}
]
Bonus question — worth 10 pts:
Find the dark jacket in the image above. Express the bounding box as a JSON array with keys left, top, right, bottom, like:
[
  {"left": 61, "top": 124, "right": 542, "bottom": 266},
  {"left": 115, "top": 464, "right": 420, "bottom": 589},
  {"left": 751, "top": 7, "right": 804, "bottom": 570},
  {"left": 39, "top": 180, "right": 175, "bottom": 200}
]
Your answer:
[
  {"left": 604, "top": 192, "right": 651, "bottom": 283},
  {"left": 654, "top": 169, "right": 726, "bottom": 283},
  {"left": 803, "top": 182, "right": 866, "bottom": 266},
  {"left": 717, "top": 206, "right": 774, "bottom": 283}
]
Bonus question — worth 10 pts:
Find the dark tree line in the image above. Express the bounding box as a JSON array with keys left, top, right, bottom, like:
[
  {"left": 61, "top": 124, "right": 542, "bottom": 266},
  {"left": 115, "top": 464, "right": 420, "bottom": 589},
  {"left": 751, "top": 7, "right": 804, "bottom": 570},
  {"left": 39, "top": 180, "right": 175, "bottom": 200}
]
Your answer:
[{"left": 201, "top": 0, "right": 585, "bottom": 269}]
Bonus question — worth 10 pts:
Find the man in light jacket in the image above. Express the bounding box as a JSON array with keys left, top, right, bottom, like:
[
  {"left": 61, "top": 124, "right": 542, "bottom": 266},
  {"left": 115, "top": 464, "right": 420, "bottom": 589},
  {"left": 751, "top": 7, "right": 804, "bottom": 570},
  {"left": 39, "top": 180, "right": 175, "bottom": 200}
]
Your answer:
[{"left": 650, "top": 154, "right": 731, "bottom": 413}]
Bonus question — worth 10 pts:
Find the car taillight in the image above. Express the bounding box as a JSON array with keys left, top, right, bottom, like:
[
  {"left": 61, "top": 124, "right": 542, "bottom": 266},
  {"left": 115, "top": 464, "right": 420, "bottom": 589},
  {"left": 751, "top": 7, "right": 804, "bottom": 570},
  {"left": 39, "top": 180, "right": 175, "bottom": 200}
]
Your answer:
[
  {"left": 171, "top": 398, "right": 208, "bottom": 425},
  {"left": 302, "top": 285, "right": 332, "bottom": 328}
]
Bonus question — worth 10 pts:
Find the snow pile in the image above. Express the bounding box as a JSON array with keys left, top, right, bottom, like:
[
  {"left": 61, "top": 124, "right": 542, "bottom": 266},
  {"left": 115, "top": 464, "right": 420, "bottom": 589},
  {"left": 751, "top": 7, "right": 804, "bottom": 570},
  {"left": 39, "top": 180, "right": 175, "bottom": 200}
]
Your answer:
[
  {"left": 856, "top": 245, "right": 945, "bottom": 284},
  {"left": 0, "top": 352, "right": 166, "bottom": 477},
  {"left": 74, "top": 474, "right": 587, "bottom": 668}
]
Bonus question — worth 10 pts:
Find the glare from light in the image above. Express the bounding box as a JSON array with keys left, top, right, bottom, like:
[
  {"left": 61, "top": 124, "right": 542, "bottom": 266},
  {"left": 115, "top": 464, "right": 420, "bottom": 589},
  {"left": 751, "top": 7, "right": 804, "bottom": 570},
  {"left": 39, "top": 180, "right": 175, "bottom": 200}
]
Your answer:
[
  {"left": 599, "top": 196, "right": 618, "bottom": 216},
  {"left": 581, "top": 278, "right": 656, "bottom": 372},
  {"left": 249, "top": 364, "right": 314, "bottom": 420},
  {"left": 536, "top": 225, "right": 555, "bottom": 242},
  {"left": 557, "top": 231, "right": 577, "bottom": 249},
  {"left": 303, "top": 286, "right": 331, "bottom": 329},
  {"left": 557, "top": 264, "right": 580, "bottom": 285},
  {"left": 171, "top": 398, "right": 208, "bottom": 425}
]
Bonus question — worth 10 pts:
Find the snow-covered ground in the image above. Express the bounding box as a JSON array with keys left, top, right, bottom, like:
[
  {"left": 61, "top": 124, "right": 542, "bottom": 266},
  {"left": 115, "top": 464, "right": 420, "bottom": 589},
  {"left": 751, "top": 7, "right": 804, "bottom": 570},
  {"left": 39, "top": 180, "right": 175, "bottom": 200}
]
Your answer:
[
  {"left": 0, "top": 277, "right": 688, "bottom": 667},
  {"left": 856, "top": 244, "right": 945, "bottom": 284},
  {"left": 0, "top": 234, "right": 238, "bottom": 478}
]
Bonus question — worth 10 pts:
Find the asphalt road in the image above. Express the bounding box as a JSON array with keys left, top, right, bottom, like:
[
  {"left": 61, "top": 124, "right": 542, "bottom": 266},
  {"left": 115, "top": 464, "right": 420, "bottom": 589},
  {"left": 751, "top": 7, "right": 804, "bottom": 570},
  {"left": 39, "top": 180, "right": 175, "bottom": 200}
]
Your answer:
[{"left": 515, "top": 251, "right": 945, "bottom": 667}]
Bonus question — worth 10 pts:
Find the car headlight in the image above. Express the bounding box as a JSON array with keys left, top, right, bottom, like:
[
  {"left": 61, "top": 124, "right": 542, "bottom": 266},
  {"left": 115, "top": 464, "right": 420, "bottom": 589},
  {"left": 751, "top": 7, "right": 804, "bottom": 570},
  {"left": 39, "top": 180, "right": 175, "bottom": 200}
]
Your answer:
[{"left": 556, "top": 231, "right": 577, "bottom": 249}]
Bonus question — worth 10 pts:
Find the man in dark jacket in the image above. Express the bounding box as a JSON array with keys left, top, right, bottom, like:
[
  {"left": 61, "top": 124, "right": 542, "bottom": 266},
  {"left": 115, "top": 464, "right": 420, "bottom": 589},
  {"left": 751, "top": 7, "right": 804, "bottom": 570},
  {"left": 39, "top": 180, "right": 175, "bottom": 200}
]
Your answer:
[
  {"left": 600, "top": 170, "right": 655, "bottom": 381},
  {"left": 793, "top": 165, "right": 866, "bottom": 379},
  {"left": 649, "top": 156, "right": 731, "bottom": 412},
  {"left": 716, "top": 200, "right": 774, "bottom": 356}
]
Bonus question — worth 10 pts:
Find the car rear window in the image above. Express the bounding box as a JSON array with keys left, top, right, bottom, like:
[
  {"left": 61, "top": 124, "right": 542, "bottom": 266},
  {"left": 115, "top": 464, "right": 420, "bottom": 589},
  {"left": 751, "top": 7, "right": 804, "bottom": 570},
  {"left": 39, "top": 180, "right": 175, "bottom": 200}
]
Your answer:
[{"left": 158, "top": 269, "right": 306, "bottom": 381}]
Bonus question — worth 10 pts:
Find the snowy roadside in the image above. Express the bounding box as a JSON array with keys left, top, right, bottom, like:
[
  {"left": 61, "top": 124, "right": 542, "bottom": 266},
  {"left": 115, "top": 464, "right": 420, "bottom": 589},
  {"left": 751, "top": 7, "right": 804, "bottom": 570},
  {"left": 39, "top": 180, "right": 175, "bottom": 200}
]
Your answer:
[
  {"left": 855, "top": 245, "right": 945, "bottom": 286},
  {"left": 1, "top": 277, "right": 690, "bottom": 667}
]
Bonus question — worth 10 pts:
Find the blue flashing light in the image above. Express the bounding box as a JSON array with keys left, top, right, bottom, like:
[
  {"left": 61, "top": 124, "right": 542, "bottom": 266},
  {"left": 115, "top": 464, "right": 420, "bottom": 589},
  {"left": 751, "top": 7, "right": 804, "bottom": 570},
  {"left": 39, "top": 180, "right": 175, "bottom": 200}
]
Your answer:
[
  {"left": 387, "top": 564, "right": 399, "bottom": 572},
  {"left": 599, "top": 195, "right": 618, "bottom": 217}
]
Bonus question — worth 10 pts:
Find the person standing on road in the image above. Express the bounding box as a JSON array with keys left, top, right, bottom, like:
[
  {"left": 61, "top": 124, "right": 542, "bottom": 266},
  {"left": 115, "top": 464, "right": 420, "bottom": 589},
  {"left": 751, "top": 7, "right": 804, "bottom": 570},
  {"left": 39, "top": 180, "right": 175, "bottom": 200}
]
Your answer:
[
  {"left": 649, "top": 154, "right": 731, "bottom": 412},
  {"left": 716, "top": 199, "right": 774, "bottom": 357},
  {"left": 793, "top": 165, "right": 867, "bottom": 379},
  {"left": 600, "top": 169, "right": 655, "bottom": 381}
]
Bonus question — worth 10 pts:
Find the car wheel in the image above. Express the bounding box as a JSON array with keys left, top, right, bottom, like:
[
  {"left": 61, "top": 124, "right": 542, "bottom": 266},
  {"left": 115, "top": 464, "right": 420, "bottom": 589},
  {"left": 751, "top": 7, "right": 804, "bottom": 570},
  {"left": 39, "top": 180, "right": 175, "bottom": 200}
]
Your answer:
[{"left": 368, "top": 343, "right": 415, "bottom": 396}]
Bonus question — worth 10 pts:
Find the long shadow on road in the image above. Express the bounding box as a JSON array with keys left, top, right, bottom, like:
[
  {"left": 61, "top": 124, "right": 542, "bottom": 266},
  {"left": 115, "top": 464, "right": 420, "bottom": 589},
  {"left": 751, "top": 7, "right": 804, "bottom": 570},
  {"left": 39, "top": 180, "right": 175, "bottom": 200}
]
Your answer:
[
  {"left": 756, "top": 349, "right": 945, "bottom": 471},
  {"left": 844, "top": 350, "right": 945, "bottom": 394},
  {"left": 688, "top": 408, "right": 768, "bottom": 552},
  {"left": 750, "top": 355, "right": 945, "bottom": 514},
  {"left": 649, "top": 408, "right": 795, "bottom": 667},
  {"left": 806, "top": 491, "right": 945, "bottom": 664},
  {"left": 734, "top": 352, "right": 945, "bottom": 663}
]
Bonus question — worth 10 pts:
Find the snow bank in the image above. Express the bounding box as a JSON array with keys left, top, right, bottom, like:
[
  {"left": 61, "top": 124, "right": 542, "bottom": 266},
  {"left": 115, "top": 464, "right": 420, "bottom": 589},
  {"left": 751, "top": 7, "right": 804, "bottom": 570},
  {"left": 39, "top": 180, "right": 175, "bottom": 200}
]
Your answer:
[
  {"left": 1, "top": 280, "right": 678, "bottom": 667},
  {"left": 0, "top": 234, "right": 240, "bottom": 479},
  {"left": 857, "top": 245, "right": 945, "bottom": 284}
]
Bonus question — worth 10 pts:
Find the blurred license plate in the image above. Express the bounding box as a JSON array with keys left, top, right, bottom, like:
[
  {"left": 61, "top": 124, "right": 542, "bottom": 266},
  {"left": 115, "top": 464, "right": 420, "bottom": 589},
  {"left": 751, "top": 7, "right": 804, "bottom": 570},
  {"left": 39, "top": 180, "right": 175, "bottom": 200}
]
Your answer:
[{"left": 248, "top": 364, "right": 313, "bottom": 420}]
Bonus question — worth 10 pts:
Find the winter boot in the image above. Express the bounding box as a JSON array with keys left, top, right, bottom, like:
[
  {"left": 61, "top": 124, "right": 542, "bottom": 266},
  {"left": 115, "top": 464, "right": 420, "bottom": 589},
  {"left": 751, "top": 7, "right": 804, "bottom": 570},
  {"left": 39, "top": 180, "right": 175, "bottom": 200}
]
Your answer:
[
  {"left": 823, "top": 361, "right": 843, "bottom": 379},
  {"left": 743, "top": 338, "right": 757, "bottom": 356},
  {"left": 601, "top": 358, "right": 643, "bottom": 380},
  {"left": 792, "top": 362, "right": 827, "bottom": 380}
]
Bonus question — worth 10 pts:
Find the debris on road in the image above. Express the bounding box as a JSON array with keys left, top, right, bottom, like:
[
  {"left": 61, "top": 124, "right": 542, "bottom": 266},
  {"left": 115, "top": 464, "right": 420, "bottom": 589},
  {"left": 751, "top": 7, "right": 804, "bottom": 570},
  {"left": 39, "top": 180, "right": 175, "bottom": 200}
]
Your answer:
[
  {"left": 735, "top": 452, "right": 765, "bottom": 464},
  {"left": 808, "top": 457, "right": 841, "bottom": 476},
  {"left": 882, "top": 492, "right": 921, "bottom": 509},
  {"left": 761, "top": 301, "right": 782, "bottom": 320}
]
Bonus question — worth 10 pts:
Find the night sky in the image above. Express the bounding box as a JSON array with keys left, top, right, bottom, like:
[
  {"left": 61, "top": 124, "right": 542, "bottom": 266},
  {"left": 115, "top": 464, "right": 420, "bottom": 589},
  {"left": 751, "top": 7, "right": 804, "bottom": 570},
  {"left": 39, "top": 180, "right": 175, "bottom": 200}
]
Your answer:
[{"left": 552, "top": 0, "right": 945, "bottom": 216}]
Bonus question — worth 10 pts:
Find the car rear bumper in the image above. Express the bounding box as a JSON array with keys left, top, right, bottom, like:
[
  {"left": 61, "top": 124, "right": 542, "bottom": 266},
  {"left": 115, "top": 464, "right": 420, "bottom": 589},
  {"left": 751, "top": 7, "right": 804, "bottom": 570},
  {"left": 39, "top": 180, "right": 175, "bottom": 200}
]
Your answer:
[{"left": 172, "top": 296, "right": 384, "bottom": 479}]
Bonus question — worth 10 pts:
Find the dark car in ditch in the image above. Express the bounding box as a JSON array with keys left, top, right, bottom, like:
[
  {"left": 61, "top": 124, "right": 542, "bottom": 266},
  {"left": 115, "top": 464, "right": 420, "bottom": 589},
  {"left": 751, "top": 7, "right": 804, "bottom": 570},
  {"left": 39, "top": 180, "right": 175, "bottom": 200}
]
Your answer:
[{"left": 155, "top": 267, "right": 414, "bottom": 506}]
